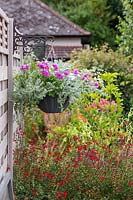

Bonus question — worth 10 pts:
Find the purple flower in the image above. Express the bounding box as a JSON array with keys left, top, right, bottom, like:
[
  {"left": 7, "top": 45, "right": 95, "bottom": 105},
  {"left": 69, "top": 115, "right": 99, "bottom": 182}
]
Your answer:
[
  {"left": 37, "top": 62, "right": 44, "bottom": 69},
  {"left": 41, "top": 70, "right": 49, "bottom": 77},
  {"left": 55, "top": 71, "right": 64, "bottom": 79},
  {"left": 37, "top": 61, "right": 50, "bottom": 70},
  {"left": 73, "top": 68, "right": 79, "bottom": 75},
  {"left": 20, "top": 64, "right": 30, "bottom": 70},
  {"left": 44, "top": 61, "right": 50, "bottom": 70},
  {"left": 93, "top": 82, "right": 99, "bottom": 88},
  {"left": 64, "top": 71, "right": 69, "bottom": 76},
  {"left": 52, "top": 63, "right": 58, "bottom": 71},
  {"left": 82, "top": 73, "right": 88, "bottom": 80}
]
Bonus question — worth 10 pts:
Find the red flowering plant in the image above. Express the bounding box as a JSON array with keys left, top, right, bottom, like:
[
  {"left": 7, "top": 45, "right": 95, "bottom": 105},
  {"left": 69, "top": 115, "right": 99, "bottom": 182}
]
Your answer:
[
  {"left": 13, "top": 70, "right": 133, "bottom": 199},
  {"left": 13, "top": 113, "right": 133, "bottom": 200}
]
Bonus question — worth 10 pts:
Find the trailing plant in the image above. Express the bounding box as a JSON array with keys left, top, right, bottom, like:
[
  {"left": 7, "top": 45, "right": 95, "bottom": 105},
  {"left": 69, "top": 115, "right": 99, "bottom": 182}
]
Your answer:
[{"left": 13, "top": 60, "right": 104, "bottom": 113}]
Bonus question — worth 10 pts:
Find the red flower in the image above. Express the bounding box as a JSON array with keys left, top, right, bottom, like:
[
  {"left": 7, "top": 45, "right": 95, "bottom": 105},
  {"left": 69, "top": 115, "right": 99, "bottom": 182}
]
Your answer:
[
  {"left": 88, "top": 150, "right": 98, "bottom": 161},
  {"left": 6, "top": 166, "right": 11, "bottom": 171},
  {"left": 99, "top": 177, "right": 105, "bottom": 182},
  {"left": 33, "top": 189, "right": 37, "bottom": 196},
  {"left": 23, "top": 173, "right": 29, "bottom": 178},
  {"left": 116, "top": 187, "right": 123, "bottom": 191},
  {"left": 56, "top": 193, "right": 62, "bottom": 199},
  {"left": 73, "top": 135, "right": 79, "bottom": 141},
  {"left": 129, "top": 180, "right": 133, "bottom": 187},
  {"left": 58, "top": 180, "right": 65, "bottom": 185},
  {"left": 56, "top": 192, "right": 68, "bottom": 199},
  {"left": 63, "top": 192, "right": 67, "bottom": 198},
  {"left": 43, "top": 171, "right": 54, "bottom": 180}
]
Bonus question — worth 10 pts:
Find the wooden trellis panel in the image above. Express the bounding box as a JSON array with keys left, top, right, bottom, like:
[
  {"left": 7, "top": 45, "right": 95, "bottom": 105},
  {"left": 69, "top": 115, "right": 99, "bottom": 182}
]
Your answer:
[{"left": 0, "top": 8, "right": 22, "bottom": 200}]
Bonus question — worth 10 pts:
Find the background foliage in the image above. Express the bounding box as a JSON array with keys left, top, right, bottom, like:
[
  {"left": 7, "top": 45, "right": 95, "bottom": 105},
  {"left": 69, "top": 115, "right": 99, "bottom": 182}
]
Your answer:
[
  {"left": 116, "top": 0, "right": 133, "bottom": 55},
  {"left": 70, "top": 45, "right": 133, "bottom": 112},
  {"left": 41, "top": 0, "right": 123, "bottom": 48}
]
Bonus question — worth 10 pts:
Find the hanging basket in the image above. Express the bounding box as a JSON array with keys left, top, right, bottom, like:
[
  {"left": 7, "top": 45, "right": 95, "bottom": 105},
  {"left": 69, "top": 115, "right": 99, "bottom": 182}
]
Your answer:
[{"left": 38, "top": 96, "right": 69, "bottom": 113}]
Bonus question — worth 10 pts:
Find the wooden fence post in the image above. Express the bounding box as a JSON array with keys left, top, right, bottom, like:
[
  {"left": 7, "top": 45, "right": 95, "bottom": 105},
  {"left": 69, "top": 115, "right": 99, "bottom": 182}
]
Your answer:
[
  {"left": 0, "top": 8, "right": 14, "bottom": 200},
  {"left": 7, "top": 17, "right": 14, "bottom": 200}
]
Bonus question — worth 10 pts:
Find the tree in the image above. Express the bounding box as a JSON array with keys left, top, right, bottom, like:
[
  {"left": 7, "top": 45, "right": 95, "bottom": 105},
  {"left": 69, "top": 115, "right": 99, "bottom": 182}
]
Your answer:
[
  {"left": 116, "top": 0, "right": 133, "bottom": 55},
  {"left": 107, "top": 0, "right": 123, "bottom": 30},
  {"left": 41, "top": 0, "right": 118, "bottom": 48}
]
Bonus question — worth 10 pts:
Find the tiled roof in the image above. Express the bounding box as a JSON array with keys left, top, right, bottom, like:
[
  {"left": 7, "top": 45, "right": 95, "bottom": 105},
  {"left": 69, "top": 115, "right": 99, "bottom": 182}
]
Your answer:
[
  {"left": 0, "top": 0, "right": 91, "bottom": 36},
  {"left": 45, "top": 46, "right": 82, "bottom": 59}
]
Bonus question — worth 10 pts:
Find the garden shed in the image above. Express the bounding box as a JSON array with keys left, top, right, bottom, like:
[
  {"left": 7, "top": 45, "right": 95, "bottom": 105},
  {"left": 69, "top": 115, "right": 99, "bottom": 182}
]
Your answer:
[{"left": 0, "top": 0, "right": 91, "bottom": 59}]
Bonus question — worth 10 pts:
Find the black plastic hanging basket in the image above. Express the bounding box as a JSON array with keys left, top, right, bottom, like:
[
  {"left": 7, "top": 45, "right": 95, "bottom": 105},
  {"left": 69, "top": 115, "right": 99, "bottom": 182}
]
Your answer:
[{"left": 38, "top": 96, "right": 69, "bottom": 113}]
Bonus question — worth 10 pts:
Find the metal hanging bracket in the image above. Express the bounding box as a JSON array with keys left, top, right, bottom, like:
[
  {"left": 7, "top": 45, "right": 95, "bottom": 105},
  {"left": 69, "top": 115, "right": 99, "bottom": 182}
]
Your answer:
[{"left": 13, "top": 24, "right": 54, "bottom": 59}]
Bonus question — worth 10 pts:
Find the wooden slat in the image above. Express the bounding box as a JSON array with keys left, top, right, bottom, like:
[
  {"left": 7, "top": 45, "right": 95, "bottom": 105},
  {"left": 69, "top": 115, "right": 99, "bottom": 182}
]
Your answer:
[
  {"left": 3, "top": 40, "right": 8, "bottom": 47},
  {"left": 0, "top": 112, "right": 7, "bottom": 134},
  {"left": 0, "top": 89, "right": 7, "bottom": 107},
  {"left": 4, "top": 26, "right": 7, "bottom": 32},
  {"left": 0, "top": 172, "right": 13, "bottom": 200},
  {"left": 0, "top": 124, "right": 8, "bottom": 145},
  {"left": 0, "top": 9, "right": 9, "bottom": 23},
  {"left": 2, "top": 54, "right": 8, "bottom": 66},
  {"left": 0, "top": 66, "right": 7, "bottom": 81},
  {"left": 0, "top": 135, "right": 7, "bottom": 158},
  {"left": 13, "top": 120, "right": 18, "bottom": 136},
  {"left": 0, "top": 47, "right": 8, "bottom": 55},
  {"left": 0, "top": 157, "right": 8, "bottom": 187}
]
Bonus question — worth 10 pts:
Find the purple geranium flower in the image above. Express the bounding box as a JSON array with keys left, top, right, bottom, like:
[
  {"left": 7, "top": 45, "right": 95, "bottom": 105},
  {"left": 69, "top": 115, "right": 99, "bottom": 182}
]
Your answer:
[
  {"left": 93, "top": 82, "right": 99, "bottom": 88},
  {"left": 55, "top": 71, "right": 64, "bottom": 79},
  {"left": 37, "top": 61, "right": 50, "bottom": 70},
  {"left": 52, "top": 63, "right": 59, "bottom": 71},
  {"left": 20, "top": 64, "right": 30, "bottom": 70},
  {"left": 41, "top": 70, "right": 49, "bottom": 77},
  {"left": 64, "top": 71, "right": 69, "bottom": 76},
  {"left": 73, "top": 68, "right": 79, "bottom": 75},
  {"left": 44, "top": 61, "right": 50, "bottom": 70},
  {"left": 37, "top": 62, "right": 44, "bottom": 69}
]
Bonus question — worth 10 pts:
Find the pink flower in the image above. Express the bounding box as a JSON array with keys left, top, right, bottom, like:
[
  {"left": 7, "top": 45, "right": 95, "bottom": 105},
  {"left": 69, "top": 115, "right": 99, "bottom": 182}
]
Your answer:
[
  {"left": 111, "top": 100, "right": 116, "bottom": 105},
  {"left": 92, "top": 102, "right": 98, "bottom": 108}
]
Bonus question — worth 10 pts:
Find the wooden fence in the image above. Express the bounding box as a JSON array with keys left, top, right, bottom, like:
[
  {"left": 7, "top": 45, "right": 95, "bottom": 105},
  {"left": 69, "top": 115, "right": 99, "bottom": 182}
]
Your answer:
[{"left": 0, "top": 8, "right": 22, "bottom": 200}]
